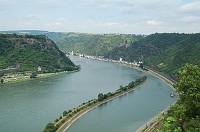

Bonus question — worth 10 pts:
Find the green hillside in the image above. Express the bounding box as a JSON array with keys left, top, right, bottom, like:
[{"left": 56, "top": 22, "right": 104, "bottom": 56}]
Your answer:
[
  {"left": 56, "top": 33, "right": 144, "bottom": 56},
  {"left": 105, "top": 33, "right": 200, "bottom": 77},
  {"left": 0, "top": 30, "right": 144, "bottom": 56},
  {"left": 0, "top": 33, "right": 78, "bottom": 73}
]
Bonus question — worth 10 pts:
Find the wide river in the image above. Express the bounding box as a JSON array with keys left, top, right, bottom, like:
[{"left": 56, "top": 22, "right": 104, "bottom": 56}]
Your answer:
[{"left": 0, "top": 56, "right": 177, "bottom": 132}]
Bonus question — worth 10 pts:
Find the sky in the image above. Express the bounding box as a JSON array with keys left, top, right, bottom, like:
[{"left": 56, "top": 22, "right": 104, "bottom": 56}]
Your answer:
[{"left": 0, "top": 0, "right": 200, "bottom": 34}]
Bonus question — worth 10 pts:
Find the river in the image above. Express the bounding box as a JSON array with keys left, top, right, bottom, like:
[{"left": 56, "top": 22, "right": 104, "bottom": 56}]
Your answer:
[{"left": 0, "top": 56, "right": 177, "bottom": 132}]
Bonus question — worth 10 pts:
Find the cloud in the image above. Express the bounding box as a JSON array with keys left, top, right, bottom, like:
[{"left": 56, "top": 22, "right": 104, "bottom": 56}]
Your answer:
[
  {"left": 0, "top": 0, "right": 16, "bottom": 11},
  {"left": 1, "top": 0, "right": 200, "bottom": 34},
  {"left": 182, "top": 15, "right": 200, "bottom": 23},
  {"left": 19, "top": 14, "right": 42, "bottom": 21},
  {"left": 38, "top": 0, "right": 64, "bottom": 9},
  {"left": 119, "top": 5, "right": 137, "bottom": 13},
  {"left": 80, "top": 0, "right": 115, "bottom": 8},
  {"left": 179, "top": 1, "right": 200, "bottom": 12},
  {"left": 147, "top": 20, "right": 163, "bottom": 26},
  {"left": 99, "top": 22, "right": 131, "bottom": 29},
  {"left": 45, "top": 17, "right": 67, "bottom": 31},
  {"left": 80, "top": 0, "right": 180, "bottom": 13}
]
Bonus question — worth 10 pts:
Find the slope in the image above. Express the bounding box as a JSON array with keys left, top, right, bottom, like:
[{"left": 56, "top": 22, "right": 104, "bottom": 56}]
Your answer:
[
  {"left": 0, "top": 33, "right": 78, "bottom": 73},
  {"left": 105, "top": 33, "right": 200, "bottom": 76}
]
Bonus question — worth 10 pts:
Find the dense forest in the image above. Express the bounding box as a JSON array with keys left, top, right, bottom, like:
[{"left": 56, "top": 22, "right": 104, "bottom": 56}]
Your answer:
[
  {"left": 0, "top": 30, "right": 144, "bottom": 56},
  {"left": 105, "top": 33, "right": 200, "bottom": 77},
  {"left": 0, "top": 33, "right": 78, "bottom": 74},
  {"left": 56, "top": 33, "right": 144, "bottom": 56}
]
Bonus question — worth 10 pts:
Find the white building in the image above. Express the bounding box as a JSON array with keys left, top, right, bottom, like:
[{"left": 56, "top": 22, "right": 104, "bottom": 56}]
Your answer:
[{"left": 37, "top": 66, "right": 42, "bottom": 72}]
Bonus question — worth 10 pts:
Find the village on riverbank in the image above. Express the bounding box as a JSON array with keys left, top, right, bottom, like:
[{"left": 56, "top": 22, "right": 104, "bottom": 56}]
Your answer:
[{"left": 69, "top": 51, "right": 145, "bottom": 69}]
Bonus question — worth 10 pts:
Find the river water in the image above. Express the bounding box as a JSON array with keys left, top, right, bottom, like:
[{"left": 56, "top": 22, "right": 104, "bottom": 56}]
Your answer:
[{"left": 0, "top": 56, "right": 177, "bottom": 132}]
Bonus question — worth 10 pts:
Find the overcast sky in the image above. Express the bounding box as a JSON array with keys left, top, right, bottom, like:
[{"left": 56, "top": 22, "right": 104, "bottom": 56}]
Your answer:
[{"left": 0, "top": 0, "right": 200, "bottom": 34}]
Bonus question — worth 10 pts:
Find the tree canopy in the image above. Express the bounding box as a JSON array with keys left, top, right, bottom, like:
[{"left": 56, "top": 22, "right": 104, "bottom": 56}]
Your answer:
[
  {"left": 160, "top": 64, "right": 200, "bottom": 131},
  {"left": 0, "top": 34, "right": 79, "bottom": 73},
  {"left": 176, "top": 64, "right": 200, "bottom": 118}
]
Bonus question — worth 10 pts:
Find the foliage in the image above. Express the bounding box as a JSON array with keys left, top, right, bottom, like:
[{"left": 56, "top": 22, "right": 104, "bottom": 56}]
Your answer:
[
  {"left": 1, "top": 78, "right": 4, "bottom": 84},
  {"left": 0, "top": 33, "right": 78, "bottom": 73},
  {"left": 30, "top": 72, "right": 37, "bottom": 78},
  {"left": 105, "top": 33, "right": 200, "bottom": 77},
  {"left": 159, "top": 64, "right": 200, "bottom": 131},
  {"left": 176, "top": 64, "right": 200, "bottom": 117},
  {"left": 56, "top": 33, "right": 144, "bottom": 56},
  {"left": 0, "top": 30, "right": 144, "bottom": 56},
  {"left": 98, "top": 76, "right": 146, "bottom": 102},
  {"left": 98, "top": 93, "right": 104, "bottom": 101},
  {"left": 43, "top": 122, "right": 58, "bottom": 132}
]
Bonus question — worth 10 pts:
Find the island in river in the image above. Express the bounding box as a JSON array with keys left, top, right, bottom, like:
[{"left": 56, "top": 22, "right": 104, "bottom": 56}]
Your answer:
[{"left": 44, "top": 76, "right": 147, "bottom": 132}]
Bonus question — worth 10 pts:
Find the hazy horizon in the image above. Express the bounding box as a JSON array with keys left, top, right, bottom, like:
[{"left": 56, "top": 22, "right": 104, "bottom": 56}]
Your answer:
[{"left": 0, "top": 0, "right": 200, "bottom": 34}]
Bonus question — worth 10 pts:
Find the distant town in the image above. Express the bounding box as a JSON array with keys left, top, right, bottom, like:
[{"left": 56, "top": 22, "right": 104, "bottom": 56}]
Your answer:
[{"left": 68, "top": 51, "right": 144, "bottom": 68}]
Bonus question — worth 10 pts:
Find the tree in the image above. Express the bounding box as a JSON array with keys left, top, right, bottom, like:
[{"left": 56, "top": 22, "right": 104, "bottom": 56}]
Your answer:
[
  {"left": 139, "top": 63, "right": 144, "bottom": 69},
  {"left": 175, "top": 64, "right": 200, "bottom": 118},
  {"left": 98, "top": 93, "right": 104, "bottom": 101},
  {"left": 1, "top": 78, "right": 4, "bottom": 84},
  {"left": 30, "top": 72, "right": 37, "bottom": 78},
  {"left": 63, "top": 111, "right": 68, "bottom": 116},
  {"left": 43, "top": 122, "right": 57, "bottom": 132}
]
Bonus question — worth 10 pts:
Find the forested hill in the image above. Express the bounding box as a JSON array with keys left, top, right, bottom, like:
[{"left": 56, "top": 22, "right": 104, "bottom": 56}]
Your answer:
[
  {"left": 0, "top": 34, "right": 78, "bottom": 73},
  {"left": 105, "top": 33, "right": 200, "bottom": 76},
  {"left": 0, "top": 30, "right": 144, "bottom": 56},
  {"left": 56, "top": 33, "right": 144, "bottom": 56}
]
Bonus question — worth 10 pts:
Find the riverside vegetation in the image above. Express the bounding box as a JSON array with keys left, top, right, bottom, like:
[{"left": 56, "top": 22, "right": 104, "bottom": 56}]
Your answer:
[
  {"left": 105, "top": 33, "right": 200, "bottom": 78},
  {"left": 150, "top": 64, "right": 200, "bottom": 132},
  {"left": 43, "top": 76, "right": 147, "bottom": 132}
]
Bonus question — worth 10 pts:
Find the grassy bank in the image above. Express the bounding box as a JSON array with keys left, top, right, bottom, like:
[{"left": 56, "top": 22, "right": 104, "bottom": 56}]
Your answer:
[
  {"left": 0, "top": 70, "right": 80, "bottom": 86},
  {"left": 43, "top": 76, "right": 147, "bottom": 132}
]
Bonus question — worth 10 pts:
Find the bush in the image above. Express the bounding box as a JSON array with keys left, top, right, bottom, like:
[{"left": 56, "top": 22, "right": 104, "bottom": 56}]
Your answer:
[
  {"left": 63, "top": 111, "right": 68, "bottom": 116},
  {"left": 98, "top": 93, "right": 104, "bottom": 101},
  {"left": 43, "top": 122, "right": 57, "bottom": 132},
  {"left": 54, "top": 119, "right": 59, "bottom": 122},
  {"left": 30, "top": 72, "right": 37, "bottom": 78},
  {"left": 1, "top": 78, "right": 4, "bottom": 84}
]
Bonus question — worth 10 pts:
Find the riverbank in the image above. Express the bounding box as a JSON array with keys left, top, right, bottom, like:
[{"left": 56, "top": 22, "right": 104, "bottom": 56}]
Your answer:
[
  {"left": 0, "top": 70, "right": 79, "bottom": 86},
  {"left": 132, "top": 68, "right": 177, "bottom": 132},
  {"left": 71, "top": 55, "right": 177, "bottom": 132},
  {"left": 73, "top": 55, "right": 175, "bottom": 89},
  {"left": 72, "top": 55, "right": 177, "bottom": 131},
  {"left": 43, "top": 76, "right": 147, "bottom": 132}
]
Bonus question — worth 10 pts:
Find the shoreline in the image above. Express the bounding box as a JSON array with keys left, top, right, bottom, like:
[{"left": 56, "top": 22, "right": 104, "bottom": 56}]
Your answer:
[
  {"left": 122, "top": 64, "right": 177, "bottom": 132},
  {"left": 76, "top": 55, "right": 175, "bottom": 89},
  {"left": 74, "top": 56, "right": 177, "bottom": 132},
  {"left": 52, "top": 77, "right": 147, "bottom": 132},
  {"left": 129, "top": 68, "right": 177, "bottom": 132},
  {"left": 0, "top": 70, "right": 79, "bottom": 86}
]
